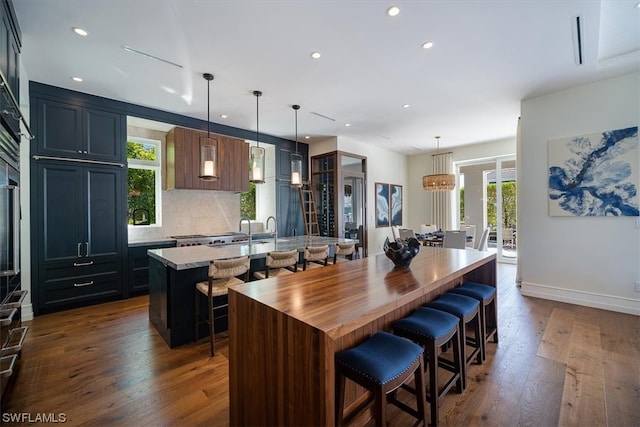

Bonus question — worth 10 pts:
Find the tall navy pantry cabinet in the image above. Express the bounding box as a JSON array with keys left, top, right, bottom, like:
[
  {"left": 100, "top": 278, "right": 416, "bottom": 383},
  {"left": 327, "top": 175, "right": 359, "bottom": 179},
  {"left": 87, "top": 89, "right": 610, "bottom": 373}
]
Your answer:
[{"left": 30, "top": 84, "right": 128, "bottom": 315}]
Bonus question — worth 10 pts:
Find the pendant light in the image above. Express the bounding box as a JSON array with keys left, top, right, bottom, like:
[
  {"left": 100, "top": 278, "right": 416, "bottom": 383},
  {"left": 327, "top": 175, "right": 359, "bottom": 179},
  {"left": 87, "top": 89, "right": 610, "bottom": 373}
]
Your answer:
[
  {"left": 290, "top": 104, "right": 303, "bottom": 188},
  {"left": 422, "top": 136, "right": 455, "bottom": 191},
  {"left": 249, "top": 90, "right": 266, "bottom": 184},
  {"left": 199, "top": 73, "right": 218, "bottom": 181}
]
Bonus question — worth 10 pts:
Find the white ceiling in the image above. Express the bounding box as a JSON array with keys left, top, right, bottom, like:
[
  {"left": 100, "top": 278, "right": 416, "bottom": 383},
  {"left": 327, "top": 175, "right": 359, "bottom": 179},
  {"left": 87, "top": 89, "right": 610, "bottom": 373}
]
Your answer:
[{"left": 14, "top": 0, "right": 640, "bottom": 154}]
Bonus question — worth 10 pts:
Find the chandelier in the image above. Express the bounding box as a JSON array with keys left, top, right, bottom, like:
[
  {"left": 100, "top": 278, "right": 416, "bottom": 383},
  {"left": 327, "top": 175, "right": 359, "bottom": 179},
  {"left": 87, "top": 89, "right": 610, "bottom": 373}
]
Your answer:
[{"left": 422, "top": 136, "right": 455, "bottom": 191}]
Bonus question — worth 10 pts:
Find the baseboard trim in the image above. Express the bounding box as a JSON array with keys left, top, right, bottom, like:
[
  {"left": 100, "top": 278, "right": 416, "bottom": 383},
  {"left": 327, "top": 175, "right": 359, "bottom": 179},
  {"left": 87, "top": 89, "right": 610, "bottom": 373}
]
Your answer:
[
  {"left": 520, "top": 281, "right": 640, "bottom": 316},
  {"left": 21, "top": 303, "right": 34, "bottom": 321}
]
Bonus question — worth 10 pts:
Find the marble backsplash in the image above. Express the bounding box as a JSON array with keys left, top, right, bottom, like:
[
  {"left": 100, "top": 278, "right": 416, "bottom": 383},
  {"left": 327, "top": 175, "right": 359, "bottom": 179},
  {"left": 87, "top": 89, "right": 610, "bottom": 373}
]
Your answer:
[{"left": 128, "top": 189, "right": 241, "bottom": 241}]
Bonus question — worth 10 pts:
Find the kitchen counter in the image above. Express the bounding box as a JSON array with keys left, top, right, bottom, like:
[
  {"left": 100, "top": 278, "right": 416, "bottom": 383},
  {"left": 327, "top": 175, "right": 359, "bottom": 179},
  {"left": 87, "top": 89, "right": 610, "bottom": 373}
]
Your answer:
[
  {"left": 229, "top": 248, "right": 497, "bottom": 426},
  {"left": 147, "top": 235, "right": 357, "bottom": 348},
  {"left": 147, "top": 235, "right": 356, "bottom": 270}
]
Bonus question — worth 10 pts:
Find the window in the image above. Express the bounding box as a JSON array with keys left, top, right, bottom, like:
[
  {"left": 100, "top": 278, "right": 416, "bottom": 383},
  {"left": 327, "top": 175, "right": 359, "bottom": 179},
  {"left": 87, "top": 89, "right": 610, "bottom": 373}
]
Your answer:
[{"left": 127, "top": 137, "right": 161, "bottom": 225}]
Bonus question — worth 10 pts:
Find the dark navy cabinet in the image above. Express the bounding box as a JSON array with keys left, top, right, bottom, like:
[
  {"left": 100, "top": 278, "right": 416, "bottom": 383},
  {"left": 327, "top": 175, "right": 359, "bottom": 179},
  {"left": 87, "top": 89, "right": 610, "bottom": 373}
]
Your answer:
[
  {"left": 275, "top": 141, "right": 308, "bottom": 237},
  {"left": 0, "top": 0, "right": 21, "bottom": 141},
  {"left": 30, "top": 83, "right": 128, "bottom": 314},
  {"left": 35, "top": 98, "right": 124, "bottom": 162},
  {"left": 33, "top": 160, "right": 126, "bottom": 314},
  {"left": 128, "top": 242, "right": 175, "bottom": 296}
]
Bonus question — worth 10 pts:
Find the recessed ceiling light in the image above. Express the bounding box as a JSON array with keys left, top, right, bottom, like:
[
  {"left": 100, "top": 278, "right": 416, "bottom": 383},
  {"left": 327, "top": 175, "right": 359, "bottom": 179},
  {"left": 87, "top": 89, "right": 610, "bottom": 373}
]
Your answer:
[
  {"left": 304, "top": 136, "right": 310, "bottom": 139},
  {"left": 310, "top": 51, "right": 321, "bottom": 59},
  {"left": 220, "top": 114, "right": 228, "bottom": 119},
  {"left": 72, "top": 27, "right": 88, "bottom": 36},
  {"left": 422, "top": 41, "right": 434, "bottom": 49},
  {"left": 386, "top": 6, "right": 400, "bottom": 17},
  {"left": 636, "top": 2, "right": 640, "bottom": 8},
  {"left": 344, "top": 123, "right": 351, "bottom": 127},
  {"left": 72, "top": 77, "right": 83, "bottom": 82},
  {"left": 402, "top": 104, "right": 410, "bottom": 108}
]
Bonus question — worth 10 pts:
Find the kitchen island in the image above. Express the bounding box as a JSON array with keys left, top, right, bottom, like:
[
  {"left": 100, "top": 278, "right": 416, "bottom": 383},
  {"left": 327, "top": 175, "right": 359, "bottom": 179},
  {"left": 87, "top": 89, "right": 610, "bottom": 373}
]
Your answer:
[
  {"left": 228, "top": 246, "right": 496, "bottom": 426},
  {"left": 147, "top": 236, "right": 356, "bottom": 348}
]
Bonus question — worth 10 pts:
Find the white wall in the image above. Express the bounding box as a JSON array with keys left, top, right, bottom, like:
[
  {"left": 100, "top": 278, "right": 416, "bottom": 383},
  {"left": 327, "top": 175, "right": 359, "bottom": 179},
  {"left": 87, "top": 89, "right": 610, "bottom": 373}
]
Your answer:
[{"left": 519, "top": 72, "right": 640, "bottom": 315}]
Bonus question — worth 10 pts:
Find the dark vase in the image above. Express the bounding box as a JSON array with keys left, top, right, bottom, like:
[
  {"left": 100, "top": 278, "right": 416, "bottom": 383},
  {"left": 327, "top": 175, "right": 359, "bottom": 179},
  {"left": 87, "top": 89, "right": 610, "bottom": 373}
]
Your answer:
[{"left": 383, "top": 237, "right": 421, "bottom": 268}]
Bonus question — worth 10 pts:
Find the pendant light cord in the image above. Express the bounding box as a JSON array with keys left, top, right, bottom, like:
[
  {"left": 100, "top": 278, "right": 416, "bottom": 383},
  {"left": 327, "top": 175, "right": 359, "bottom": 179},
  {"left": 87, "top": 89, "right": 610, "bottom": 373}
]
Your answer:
[
  {"left": 202, "top": 73, "right": 214, "bottom": 138},
  {"left": 295, "top": 107, "right": 299, "bottom": 154},
  {"left": 251, "top": 91, "right": 264, "bottom": 148}
]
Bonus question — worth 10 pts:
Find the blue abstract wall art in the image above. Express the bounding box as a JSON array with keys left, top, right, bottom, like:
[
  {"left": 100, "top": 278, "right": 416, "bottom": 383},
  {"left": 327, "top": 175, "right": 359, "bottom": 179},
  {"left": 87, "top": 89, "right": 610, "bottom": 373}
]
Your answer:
[
  {"left": 375, "top": 182, "right": 390, "bottom": 227},
  {"left": 390, "top": 184, "right": 403, "bottom": 226},
  {"left": 548, "top": 126, "right": 639, "bottom": 216}
]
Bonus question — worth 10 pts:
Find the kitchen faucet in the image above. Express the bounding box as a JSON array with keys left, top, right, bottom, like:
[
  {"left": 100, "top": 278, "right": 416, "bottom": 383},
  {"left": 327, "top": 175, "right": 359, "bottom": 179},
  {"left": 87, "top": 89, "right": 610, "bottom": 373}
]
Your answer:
[
  {"left": 266, "top": 215, "right": 278, "bottom": 242},
  {"left": 239, "top": 216, "right": 252, "bottom": 241}
]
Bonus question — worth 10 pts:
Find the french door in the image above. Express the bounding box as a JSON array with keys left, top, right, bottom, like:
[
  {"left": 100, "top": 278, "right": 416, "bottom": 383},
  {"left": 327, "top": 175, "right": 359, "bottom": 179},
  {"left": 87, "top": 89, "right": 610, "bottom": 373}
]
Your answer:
[{"left": 456, "top": 155, "right": 516, "bottom": 264}]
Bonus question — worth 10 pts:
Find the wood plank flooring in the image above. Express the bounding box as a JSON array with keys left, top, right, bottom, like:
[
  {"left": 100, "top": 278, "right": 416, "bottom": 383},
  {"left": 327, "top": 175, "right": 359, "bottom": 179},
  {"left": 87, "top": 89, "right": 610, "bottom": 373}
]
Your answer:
[{"left": 2, "top": 264, "right": 639, "bottom": 426}]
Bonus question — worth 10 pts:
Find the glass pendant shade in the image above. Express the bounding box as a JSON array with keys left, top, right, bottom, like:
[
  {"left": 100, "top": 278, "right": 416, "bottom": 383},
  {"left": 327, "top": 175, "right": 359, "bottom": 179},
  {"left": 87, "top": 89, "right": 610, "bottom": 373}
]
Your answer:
[
  {"left": 199, "top": 139, "right": 218, "bottom": 181},
  {"left": 290, "top": 153, "right": 303, "bottom": 187},
  {"left": 249, "top": 90, "right": 265, "bottom": 184},
  {"left": 249, "top": 145, "right": 265, "bottom": 184},
  {"left": 290, "top": 104, "right": 302, "bottom": 188}
]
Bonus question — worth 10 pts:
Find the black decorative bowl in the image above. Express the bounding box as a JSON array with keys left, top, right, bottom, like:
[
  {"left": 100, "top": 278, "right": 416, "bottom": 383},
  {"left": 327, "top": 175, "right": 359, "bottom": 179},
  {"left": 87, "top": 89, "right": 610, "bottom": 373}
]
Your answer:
[{"left": 383, "top": 237, "right": 421, "bottom": 268}]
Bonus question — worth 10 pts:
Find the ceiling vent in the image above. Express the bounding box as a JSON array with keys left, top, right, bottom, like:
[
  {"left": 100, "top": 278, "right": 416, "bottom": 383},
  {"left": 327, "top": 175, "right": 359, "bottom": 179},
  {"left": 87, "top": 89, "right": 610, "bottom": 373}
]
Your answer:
[
  {"left": 572, "top": 15, "right": 584, "bottom": 66},
  {"left": 310, "top": 111, "right": 336, "bottom": 122}
]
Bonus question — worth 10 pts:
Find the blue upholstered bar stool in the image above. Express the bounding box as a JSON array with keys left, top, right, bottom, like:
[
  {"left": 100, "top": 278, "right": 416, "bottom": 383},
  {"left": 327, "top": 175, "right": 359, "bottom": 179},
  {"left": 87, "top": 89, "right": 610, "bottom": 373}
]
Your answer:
[
  {"left": 335, "top": 331, "right": 428, "bottom": 427},
  {"left": 449, "top": 281, "right": 498, "bottom": 361},
  {"left": 425, "top": 293, "right": 483, "bottom": 390},
  {"left": 392, "top": 307, "right": 464, "bottom": 427}
]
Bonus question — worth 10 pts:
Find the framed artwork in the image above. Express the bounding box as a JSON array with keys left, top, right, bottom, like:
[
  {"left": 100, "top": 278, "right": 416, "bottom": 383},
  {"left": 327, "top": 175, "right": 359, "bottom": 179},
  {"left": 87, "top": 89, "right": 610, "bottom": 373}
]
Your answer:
[
  {"left": 548, "top": 126, "right": 639, "bottom": 216},
  {"left": 390, "top": 184, "right": 403, "bottom": 226},
  {"left": 375, "top": 182, "right": 389, "bottom": 227}
]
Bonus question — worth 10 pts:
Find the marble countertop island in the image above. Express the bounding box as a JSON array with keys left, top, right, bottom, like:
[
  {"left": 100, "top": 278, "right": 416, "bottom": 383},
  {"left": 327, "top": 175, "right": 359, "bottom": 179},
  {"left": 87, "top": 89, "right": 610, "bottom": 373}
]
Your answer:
[{"left": 148, "top": 235, "right": 357, "bottom": 270}]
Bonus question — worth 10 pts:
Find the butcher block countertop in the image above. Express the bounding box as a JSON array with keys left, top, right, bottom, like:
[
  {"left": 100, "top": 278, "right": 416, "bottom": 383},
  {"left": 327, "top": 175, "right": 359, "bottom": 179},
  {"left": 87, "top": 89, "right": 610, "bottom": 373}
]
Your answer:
[{"left": 228, "top": 247, "right": 497, "bottom": 426}]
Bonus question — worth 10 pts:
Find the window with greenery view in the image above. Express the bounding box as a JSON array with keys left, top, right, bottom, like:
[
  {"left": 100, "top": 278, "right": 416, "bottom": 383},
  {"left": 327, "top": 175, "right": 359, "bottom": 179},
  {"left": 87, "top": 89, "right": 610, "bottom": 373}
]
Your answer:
[
  {"left": 127, "top": 138, "right": 161, "bottom": 225},
  {"left": 487, "top": 181, "right": 516, "bottom": 229},
  {"left": 240, "top": 182, "right": 256, "bottom": 220}
]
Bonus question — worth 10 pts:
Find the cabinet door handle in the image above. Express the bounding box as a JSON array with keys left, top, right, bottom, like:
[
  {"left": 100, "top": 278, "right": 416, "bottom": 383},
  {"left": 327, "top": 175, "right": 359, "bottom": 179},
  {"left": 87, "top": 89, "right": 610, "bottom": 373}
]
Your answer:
[
  {"left": 73, "top": 261, "right": 94, "bottom": 267},
  {"left": 77, "top": 243, "right": 82, "bottom": 257},
  {"left": 77, "top": 150, "right": 83, "bottom": 154},
  {"left": 73, "top": 281, "right": 94, "bottom": 287},
  {"left": 85, "top": 242, "right": 89, "bottom": 257}
]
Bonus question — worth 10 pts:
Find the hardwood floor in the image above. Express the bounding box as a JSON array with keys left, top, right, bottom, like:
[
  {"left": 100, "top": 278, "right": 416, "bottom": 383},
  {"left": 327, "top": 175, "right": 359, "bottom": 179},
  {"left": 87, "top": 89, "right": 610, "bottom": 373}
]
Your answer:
[{"left": 3, "top": 263, "right": 639, "bottom": 426}]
